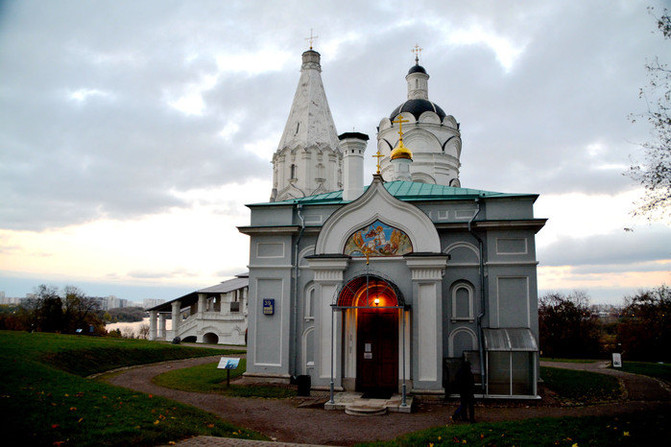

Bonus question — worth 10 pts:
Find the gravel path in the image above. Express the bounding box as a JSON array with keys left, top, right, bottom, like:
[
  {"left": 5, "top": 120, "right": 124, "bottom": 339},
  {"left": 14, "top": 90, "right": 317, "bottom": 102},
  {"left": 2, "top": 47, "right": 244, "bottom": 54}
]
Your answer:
[{"left": 106, "top": 357, "right": 671, "bottom": 447}]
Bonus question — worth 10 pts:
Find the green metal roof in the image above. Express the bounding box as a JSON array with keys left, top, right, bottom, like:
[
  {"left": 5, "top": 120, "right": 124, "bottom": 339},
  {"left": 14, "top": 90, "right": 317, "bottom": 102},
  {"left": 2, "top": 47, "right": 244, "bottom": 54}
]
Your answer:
[{"left": 250, "top": 181, "right": 534, "bottom": 207}]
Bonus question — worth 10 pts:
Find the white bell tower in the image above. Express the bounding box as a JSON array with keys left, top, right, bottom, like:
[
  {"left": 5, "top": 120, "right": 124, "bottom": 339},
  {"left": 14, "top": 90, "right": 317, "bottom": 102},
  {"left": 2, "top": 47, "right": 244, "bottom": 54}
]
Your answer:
[
  {"left": 270, "top": 42, "right": 342, "bottom": 202},
  {"left": 378, "top": 46, "right": 463, "bottom": 187}
]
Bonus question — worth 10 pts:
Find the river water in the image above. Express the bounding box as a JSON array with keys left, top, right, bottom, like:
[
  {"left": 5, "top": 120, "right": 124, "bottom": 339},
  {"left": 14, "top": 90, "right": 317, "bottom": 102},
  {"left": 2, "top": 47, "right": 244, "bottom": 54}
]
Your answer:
[{"left": 105, "top": 317, "right": 172, "bottom": 337}]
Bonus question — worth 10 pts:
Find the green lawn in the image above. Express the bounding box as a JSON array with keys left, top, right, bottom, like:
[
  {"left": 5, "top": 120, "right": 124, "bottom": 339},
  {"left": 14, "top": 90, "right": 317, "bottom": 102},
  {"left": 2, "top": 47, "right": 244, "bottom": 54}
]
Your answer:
[
  {"left": 0, "top": 331, "right": 264, "bottom": 446},
  {"left": 540, "top": 357, "right": 598, "bottom": 363},
  {"left": 153, "top": 360, "right": 297, "bottom": 398},
  {"left": 358, "top": 366, "right": 665, "bottom": 447},
  {"left": 540, "top": 366, "right": 621, "bottom": 402},
  {"left": 357, "top": 411, "right": 671, "bottom": 447},
  {"left": 614, "top": 361, "right": 671, "bottom": 382}
]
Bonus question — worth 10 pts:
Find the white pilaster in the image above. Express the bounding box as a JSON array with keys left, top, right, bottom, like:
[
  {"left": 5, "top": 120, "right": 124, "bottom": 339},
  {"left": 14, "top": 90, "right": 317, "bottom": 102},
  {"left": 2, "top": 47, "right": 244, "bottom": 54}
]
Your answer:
[
  {"left": 197, "top": 294, "right": 206, "bottom": 315},
  {"left": 158, "top": 314, "right": 166, "bottom": 339},
  {"left": 406, "top": 255, "right": 448, "bottom": 391},
  {"left": 307, "top": 256, "right": 349, "bottom": 388},
  {"left": 171, "top": 301, "right": 180, "bottom": 339},
  {"left": 149, "top": 310, "right": 158, "bottom": 341}
]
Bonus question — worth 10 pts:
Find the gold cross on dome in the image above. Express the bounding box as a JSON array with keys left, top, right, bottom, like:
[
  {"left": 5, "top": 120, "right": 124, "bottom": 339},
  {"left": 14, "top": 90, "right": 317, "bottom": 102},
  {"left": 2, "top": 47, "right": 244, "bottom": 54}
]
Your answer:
[
  {"left": 392, "top": 115, "right": 410, "bottom": 142},
  {"left": 372, "top": 149, "right": 384, "bottom": 174},
  {"left": 305, "top": 29, "right": 319, "bottom": 50},
  {"left": 411, "top": 44, "right": 423, "bottom": 64}
]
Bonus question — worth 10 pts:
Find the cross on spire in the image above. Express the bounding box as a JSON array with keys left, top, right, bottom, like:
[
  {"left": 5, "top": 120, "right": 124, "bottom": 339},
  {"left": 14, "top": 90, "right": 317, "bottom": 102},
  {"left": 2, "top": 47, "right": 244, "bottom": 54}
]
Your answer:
[
  {"left": 392, "top": 115, "right": 410, "bottom": 143},
  {"left": 305, "top": 29, "right": 319, "bottom": 50},
  {"left": 411, "top": 44, "right": 422, "bottom": 64},
  {"left": 372, "top": 149, "right": 384, "bottom": 174}
]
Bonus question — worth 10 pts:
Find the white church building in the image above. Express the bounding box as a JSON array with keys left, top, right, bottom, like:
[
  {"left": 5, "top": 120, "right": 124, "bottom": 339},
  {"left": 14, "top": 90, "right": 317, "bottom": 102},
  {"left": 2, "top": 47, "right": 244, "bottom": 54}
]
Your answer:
[
  {"left": 240, "top": 48, "right": 546, "bottom": 400},
  {"left": 147, "top": 273, "right": 248, "bottom": 345}
]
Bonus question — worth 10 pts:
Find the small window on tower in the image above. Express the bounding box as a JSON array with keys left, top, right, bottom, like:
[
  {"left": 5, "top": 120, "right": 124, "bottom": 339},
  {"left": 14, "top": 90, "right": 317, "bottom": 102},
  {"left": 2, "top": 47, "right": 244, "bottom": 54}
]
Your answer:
[
  {"left": 290, "top": 164, "right": 297, "bottom": 180},
  {"left": 295, "top": 122, "right": 300, "bottom": 135}
]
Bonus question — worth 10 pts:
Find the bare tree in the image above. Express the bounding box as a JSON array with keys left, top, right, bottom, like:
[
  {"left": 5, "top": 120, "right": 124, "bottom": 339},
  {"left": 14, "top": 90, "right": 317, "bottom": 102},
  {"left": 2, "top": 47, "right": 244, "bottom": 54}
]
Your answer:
[
  {"left": 629, "top": 8, "right": 671, "bottom": 221},
  {"left": 121, "top": 326, "right": 136, "bottom": 339},
  {"left": 63, "top": 285, "right": 101, "bottom": 334},
  {"left": 34, "top": 284, "right": 63, "bottom": 333},
  {"left": 538, "top": 291, "right": 602, "bottom": 358},
  {"left": 137, "top": 324, "right": 150, "bottom": 340}
]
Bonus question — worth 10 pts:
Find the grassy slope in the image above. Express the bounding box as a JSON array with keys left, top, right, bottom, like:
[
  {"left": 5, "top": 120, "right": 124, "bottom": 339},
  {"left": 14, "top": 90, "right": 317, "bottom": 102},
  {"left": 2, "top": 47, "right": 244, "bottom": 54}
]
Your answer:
[
  {"left": 540, "top": 357, "right": 598, "bottom": 363},
  {"left": 357, "top": 365, "right": 662, "bottom": 446},
  {"left": 0, "top": 331, "right": 263, "bottom": 447},
  {"left": 540, "top": 366, "right": 621, "bottom": 402},
  {"left": 616, "top": 361, "right": 671, "bottom": 382}
]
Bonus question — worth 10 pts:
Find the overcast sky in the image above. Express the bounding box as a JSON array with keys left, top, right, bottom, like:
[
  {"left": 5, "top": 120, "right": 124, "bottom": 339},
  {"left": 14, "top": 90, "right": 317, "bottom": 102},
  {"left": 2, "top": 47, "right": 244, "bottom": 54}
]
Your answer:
[{"left": 1, "top": 0, "right": 669, "bottom": 305}]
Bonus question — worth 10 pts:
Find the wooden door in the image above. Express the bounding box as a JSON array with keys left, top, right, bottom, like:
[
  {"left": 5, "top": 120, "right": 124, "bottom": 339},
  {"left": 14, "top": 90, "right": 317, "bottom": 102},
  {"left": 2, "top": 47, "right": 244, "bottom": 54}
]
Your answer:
[{"left": 356, "top": 308, "right": 398, "bottom": 393}]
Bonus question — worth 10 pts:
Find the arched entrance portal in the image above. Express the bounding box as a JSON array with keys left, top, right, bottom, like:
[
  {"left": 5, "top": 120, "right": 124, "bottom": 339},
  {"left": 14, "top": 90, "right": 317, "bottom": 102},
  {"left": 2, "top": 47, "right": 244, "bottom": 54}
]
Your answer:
[{"left": 338, "top": 276, "right": 402, "bottom": 394}]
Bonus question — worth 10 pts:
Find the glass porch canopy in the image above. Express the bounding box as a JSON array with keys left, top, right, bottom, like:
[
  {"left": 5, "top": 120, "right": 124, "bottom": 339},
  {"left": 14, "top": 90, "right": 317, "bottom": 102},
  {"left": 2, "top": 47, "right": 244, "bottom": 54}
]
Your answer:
[
  {"left": 482, "top": 328, "right": 538, "bottom": 352},
  {"left": 482, "top": 328, "right": 539, "bottom": 398}
]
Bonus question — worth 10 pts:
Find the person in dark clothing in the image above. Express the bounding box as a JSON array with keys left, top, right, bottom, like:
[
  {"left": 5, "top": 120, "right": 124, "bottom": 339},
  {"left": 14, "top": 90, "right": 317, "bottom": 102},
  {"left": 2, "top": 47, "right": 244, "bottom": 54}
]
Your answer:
[{"left": 452, "top": 360, "right": 475, "bottom": 422}]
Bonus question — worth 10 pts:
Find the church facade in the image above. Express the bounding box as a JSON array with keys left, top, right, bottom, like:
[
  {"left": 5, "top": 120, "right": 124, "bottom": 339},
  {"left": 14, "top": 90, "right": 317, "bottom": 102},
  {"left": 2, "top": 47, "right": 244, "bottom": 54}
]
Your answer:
[{"left": 240, "top": 49, "right": 545, "bottom": 399}]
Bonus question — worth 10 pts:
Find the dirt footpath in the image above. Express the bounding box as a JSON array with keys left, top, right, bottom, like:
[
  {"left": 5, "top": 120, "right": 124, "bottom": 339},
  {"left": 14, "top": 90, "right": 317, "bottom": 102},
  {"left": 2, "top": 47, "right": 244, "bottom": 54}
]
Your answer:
[{"left": 106, "top": 357, "right": 671, "bottom": 446}]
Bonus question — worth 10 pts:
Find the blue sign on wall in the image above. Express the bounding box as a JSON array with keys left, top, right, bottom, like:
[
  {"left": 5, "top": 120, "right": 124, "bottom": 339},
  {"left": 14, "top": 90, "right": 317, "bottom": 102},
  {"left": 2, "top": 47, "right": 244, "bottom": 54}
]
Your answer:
[{"left": 263, "top": 298, "right": 275, "bottom": 315}]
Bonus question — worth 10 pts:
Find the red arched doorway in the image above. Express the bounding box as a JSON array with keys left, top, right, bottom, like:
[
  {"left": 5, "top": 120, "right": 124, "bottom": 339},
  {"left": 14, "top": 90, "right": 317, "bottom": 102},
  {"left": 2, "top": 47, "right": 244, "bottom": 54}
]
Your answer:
[{"left": 338, "top": 276, "right": 401, "bottom": 394}]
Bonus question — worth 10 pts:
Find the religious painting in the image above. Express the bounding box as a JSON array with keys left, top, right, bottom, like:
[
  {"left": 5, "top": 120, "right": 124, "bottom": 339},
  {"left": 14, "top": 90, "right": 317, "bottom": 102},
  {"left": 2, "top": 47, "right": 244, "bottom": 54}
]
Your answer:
[{"left": 344, "top": 220, "right": 413, "bottom": 257}]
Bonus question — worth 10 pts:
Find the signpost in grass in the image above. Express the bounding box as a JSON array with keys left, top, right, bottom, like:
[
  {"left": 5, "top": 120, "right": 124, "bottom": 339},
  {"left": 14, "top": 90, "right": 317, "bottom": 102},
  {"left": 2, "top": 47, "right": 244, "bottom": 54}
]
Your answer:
[{"left": 217, "top": 357, "right": 240, "bottom": 387}]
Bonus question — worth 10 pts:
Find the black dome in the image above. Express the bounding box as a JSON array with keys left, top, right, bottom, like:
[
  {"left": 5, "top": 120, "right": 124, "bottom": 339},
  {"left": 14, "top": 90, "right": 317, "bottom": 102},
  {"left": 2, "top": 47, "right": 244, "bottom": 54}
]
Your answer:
[
  {"left": 390, "top": 99, "right": 446, "bottom": 120},
  {"left": 408, "top": 64, "right": 427, "bottom": 75}
]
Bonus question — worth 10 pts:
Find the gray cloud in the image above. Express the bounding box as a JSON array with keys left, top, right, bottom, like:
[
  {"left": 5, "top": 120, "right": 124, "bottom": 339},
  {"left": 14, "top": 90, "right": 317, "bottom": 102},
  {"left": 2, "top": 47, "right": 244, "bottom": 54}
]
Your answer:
[
  {"left": 1, "top": 0, "right": 669, "bottom": 232},
  {"left": 127, "top": 268, "right": 200, "bottom": 280},
  {"left": 540, "top": 225, "right": 671, "bottom": 267},
  {"left": 569, "top": 261, "right": 671, "bottom": 275}
]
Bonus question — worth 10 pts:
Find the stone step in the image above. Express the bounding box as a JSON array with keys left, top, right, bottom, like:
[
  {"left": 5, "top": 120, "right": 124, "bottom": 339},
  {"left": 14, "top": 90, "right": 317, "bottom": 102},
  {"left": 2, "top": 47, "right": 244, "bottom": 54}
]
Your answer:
[{"left": 344, "top": 403, "right": 388, "bottom": 416}]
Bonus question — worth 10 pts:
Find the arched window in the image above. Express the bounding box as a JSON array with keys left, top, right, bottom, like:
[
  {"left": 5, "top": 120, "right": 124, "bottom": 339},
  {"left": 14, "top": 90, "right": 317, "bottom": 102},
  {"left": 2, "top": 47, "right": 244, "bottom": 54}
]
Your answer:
[
  {"left": 452, "top": 281, "right": 474, "bottom": 321},
  {"left": 290, "top": 164, "right": 297, "bottom": 180},
  {"left": 305, "top": 284, "right": 315, "bottom": 320}
]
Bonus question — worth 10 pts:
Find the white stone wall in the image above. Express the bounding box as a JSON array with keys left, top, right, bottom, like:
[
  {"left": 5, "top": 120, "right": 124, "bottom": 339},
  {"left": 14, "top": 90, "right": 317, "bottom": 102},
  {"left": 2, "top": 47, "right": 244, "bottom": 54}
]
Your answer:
[{"left": 378, "top": 113, "right": 462, "bottom": 186}]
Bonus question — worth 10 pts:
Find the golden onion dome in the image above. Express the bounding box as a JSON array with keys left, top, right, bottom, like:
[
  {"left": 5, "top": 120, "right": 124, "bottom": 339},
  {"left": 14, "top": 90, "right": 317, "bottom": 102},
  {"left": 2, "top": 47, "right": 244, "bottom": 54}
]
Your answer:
[{"left": 390, "top": 140, "right": 413, "bottom": 160}]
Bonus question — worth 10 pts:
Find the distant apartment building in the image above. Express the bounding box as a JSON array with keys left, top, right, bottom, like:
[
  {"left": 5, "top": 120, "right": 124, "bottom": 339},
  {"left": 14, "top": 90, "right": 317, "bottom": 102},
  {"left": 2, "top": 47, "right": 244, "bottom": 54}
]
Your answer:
[
  {"left": 92, "top": 296, "right": 130, "bottom": 311},
  {"left": 143, "top": 298, "right": 165, "bottom": 310},
  {"left": 0, "top": 296, "right": 25, "bottom": 305}
]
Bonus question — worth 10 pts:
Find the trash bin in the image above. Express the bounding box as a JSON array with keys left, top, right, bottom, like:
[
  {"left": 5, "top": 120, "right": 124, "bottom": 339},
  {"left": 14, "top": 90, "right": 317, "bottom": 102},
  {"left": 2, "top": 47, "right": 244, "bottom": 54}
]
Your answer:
[{"left": 296, "top": 375, "right": 311, "bottom": 396}]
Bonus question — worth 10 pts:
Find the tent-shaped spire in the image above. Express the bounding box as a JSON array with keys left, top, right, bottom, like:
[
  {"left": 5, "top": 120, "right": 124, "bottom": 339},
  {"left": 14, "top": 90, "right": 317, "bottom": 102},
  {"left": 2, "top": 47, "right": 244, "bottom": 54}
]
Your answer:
[
  {"left": 270, "top": 49, "right": 342, "bottom": 202},
  {"left": 277, "top": 49, "right": 339, "bottom": 152}
]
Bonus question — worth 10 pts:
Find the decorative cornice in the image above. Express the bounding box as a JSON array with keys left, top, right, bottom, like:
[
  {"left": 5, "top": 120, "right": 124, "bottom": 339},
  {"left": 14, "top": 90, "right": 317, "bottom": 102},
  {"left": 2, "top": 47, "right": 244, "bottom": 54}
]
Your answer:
[
  {"left": 237, "top": 225, "right": 301, "bottom": 235},
  {"left": 307, "top": 255, "right": 349, "bottom": 283},
  {"left": 405, "top": 254, "right": 449, "bottom": 281},
  {"left": 435, "top": 219, "right": 547, "bottom": 233}
]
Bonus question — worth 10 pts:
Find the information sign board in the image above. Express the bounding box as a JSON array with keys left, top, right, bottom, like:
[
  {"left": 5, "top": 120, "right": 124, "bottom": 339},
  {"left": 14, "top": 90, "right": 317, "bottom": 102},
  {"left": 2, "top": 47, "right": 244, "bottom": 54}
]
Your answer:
[
  {"left": 217, "top": 357, "right": 240, "bottom": 370},
  {"left": 612, "top": 353, "right": 622, "bottom": 368}
]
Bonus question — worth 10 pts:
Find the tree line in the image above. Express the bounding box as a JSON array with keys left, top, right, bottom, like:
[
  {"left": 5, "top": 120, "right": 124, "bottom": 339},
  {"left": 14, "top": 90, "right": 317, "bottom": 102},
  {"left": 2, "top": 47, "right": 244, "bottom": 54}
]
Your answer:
[
  {"left": 539, "top": 285, "right": 670, "bottom": 362},
  {"left": 0, "top": 285, "right": 106, "bottom": 334},
  {"left": 2, "top": 283, "right": 668, "bottom": 361},
  {"left": 0, "top": 285, "right": 147, "bottom": 337}
]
